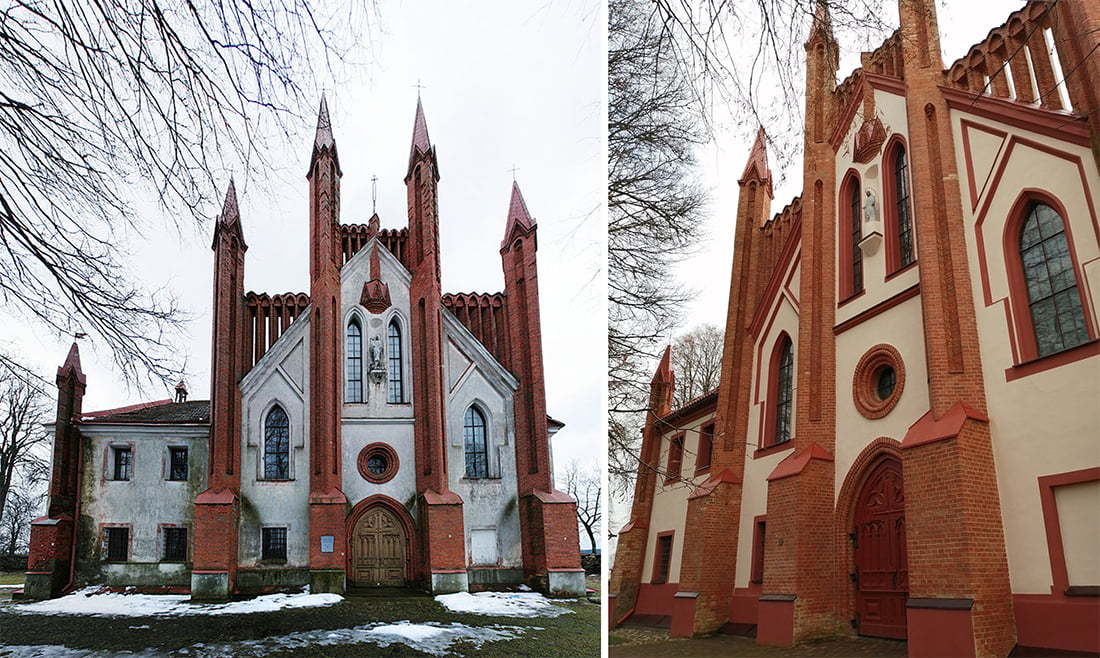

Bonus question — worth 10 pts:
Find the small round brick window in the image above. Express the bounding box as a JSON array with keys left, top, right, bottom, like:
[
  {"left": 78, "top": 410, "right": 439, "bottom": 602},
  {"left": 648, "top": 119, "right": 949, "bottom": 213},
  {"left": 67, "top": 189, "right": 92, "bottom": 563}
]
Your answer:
[
  {"left": 357, "top": 443, "right": 399, "bottom": 484},
  {"left": 853, "top": 344, "right": 905, "bottom": 419}
]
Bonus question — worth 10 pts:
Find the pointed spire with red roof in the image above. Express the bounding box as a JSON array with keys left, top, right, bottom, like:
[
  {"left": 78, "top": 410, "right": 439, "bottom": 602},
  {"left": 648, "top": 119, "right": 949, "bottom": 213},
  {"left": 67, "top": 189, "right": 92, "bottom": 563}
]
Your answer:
[
  {"left": 653, "top": 345, "right": 673, "bottom": 385},
  {"left": 56, "top": 341, "right": 87, "bottom": 387},
  {"left": 309, "top": 94, "right": 341, "bottom": 174},
  {"left": 212, "top": 178, "right": 247, "bottom": 249},
  {"left": 500, "top": 180, "right": 537, "bottom": 249},
  {"left": 739, "top": 127, "right": 772, "bottom": 186},
  {"left": 807, "top": 0, "right": 835, "bottom": 46}
]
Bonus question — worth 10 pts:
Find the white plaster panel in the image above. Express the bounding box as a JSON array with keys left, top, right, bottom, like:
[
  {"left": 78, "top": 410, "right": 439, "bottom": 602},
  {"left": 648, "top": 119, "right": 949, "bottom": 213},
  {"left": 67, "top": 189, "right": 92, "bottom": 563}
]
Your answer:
[
  {"left": 950, "top": 109, "right": 1100, "bottom": 594},
  {"left": 735, "top": 447, "right": 787, "bottom": 589},
  {"left": 833, "top": 88, "right": 920, "bottom": 326},
  {"left": 1055, "top": 480, "right": 1100, "bottom": 587},
  {"left": 445, "top": 352, "right": 522, "bottom": 568},
  {"left": 340, "top": 418, "right": 418, "bottom": 516},
  {"left": 239, "top": 323, "right": 311, "bottom": 568},
  {"left": 833, "top": 295, "right": 929, "bottom": 504},
  {"left": 79, "top": 426, "right": 208, "bottom": 564},
  {"left": 340, "top": 237, "right": 415, "bottom": 419}
]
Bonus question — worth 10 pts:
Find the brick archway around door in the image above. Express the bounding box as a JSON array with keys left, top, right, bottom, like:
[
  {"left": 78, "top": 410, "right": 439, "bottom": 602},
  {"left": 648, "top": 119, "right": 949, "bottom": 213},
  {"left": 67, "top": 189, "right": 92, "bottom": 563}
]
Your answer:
[
  {"left": 836, "top": 438, "right": 905, "bottom": 637},
  {"left": 345, "top": 494, "right": 420, "bottom": 586}
]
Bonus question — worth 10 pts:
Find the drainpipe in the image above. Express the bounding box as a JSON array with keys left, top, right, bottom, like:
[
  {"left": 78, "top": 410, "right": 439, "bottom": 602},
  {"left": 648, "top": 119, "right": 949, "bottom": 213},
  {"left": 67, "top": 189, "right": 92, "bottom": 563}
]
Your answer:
[{"left": 62, "top": 428, "right": 84, "bottom": 593}]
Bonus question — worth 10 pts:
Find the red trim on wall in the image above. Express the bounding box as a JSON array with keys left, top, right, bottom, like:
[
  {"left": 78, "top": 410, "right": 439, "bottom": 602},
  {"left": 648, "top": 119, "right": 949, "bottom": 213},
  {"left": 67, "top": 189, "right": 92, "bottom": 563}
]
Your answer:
[
  {"left": 756, "top": 596, "right": 796, "bottom": 647},
  {"left": 1014, "top": 594, "right": 1100, "bottom": 653},
  {"left": 1005, "top": 339, "right": 1099, "bottom": 381},
  {"left": 748, "top": 223, "right": 803, "bottom": 340},
  {"left": 1037, "top": 467, "right": 1100, "bottom": 597},
  {"left": 635, "top": 581, "right": 679, "bottom": 617},
  {"left": 761, "top": 333, "right": 793, "bottom": 450},
  {"left": 907, "top": 606, "right": 976, "bottom": 658},
  {"left": 664, "top": 435, "right": 685, "bottom": 484},
  {"left": 833, "top": 283, "right": 920, "bottom": 335},
  {"left": 830, "top": 74, "right": 866, "bottom": 151},
  {"left": 942, "top": 86, "right": 1091, "bottom": 147},
  {"left": 959, "top": 119, "right": 1008, "bottom": 212},
  {"left": 345, "top": 494, "right": 420, "bottom": 584},
  {"left": 1000, "top": 190, "right": 1097, "bottom": 365},
  {"left": 749, "top": 515, "right": 766, "bottom": 584}
]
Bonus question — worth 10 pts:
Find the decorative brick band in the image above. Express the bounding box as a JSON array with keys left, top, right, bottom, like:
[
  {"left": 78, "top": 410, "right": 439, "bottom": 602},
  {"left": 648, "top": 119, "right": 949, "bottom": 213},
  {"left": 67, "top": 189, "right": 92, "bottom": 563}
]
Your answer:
[{"left": 852, "top": 343, "right": 905, "bottom": 419}]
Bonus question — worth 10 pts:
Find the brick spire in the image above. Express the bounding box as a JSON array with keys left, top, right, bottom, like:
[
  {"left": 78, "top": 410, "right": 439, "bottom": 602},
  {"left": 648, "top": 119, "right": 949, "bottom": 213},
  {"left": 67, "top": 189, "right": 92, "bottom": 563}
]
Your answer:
[
  {"left": 211, "top": 179, "right": 246, "bottom": 248},
  {"left": 310, "top": 94, "right": 341, "bottom": 174},
  {"left": 501, "top": 180, "right": 536, "bottom": 249},
  {"left": 739, "top": 127, "right": 772, "bottom": 188},
  {"left": 408, "top": 96, "right": 432, "bottom": 172}
]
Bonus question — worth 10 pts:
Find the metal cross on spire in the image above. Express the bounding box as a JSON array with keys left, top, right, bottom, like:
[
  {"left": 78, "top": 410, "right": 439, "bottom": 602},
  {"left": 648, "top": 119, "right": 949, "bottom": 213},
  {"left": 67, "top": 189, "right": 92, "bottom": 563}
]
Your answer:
[
  {"left": 371, "top": 175, "right": 378, "bottom": 214},
  {"left": 508, "top": 164, "right": 520, "bottom": 181}
]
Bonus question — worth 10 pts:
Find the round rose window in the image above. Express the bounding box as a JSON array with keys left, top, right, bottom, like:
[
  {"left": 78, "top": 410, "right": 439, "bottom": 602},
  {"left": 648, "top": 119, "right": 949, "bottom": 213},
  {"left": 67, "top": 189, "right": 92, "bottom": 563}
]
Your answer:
[
  {"left": 357, "top": 443, "right": 399, "bottom": 484},
  {"left": 853, "top": 344, "right": 905, "bottom": 419}
]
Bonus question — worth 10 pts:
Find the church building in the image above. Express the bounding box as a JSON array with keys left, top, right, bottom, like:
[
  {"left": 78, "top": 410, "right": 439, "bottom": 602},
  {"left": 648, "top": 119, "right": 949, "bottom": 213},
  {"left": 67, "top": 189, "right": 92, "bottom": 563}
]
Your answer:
[
  {"left": 25, "top": 98, "right": 585, "bottom": 600},
  {"left": 610, "top": 1, "right": 1099, "bottom": 655}
]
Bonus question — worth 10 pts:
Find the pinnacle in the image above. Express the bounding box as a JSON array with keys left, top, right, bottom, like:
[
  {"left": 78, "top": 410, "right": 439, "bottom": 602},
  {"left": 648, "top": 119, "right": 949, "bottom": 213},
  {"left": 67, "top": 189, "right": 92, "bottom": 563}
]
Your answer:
[
  {"left": 808, "top": 0, "right": 834, "bottom": 44},
  {"left": 410, "top": 96, "right": 431, "bottom": 157},
  {"left": 507, "top": 180, "right": 534, "bottom": 230},
  {"left": 740, "top": 127, "right": 772, "bottom": 184},
  {"left": 219, "top": 178, "right": 240, "bottom": 226},
  {"left": 315, "top": 94, "right": 335, "bottom": 150},
  {"left": 653, "top": 345, "right": 673, "bottom": 384},
  {"left": 62, "top": 341, "right": 82, "bottom": 372}
]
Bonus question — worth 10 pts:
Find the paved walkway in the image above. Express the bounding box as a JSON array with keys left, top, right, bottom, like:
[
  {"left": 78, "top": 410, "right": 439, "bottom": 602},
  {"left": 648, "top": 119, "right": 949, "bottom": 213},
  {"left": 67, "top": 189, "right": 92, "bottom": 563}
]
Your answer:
[{"left": 609, "top": 626, "right": 908, "bottom": 657}]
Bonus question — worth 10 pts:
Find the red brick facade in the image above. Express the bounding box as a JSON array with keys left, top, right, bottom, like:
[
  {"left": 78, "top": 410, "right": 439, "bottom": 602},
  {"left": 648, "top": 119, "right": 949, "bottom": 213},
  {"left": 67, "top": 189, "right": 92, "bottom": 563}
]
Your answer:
[{"left": 611, "top": 1, "right": 1099, "bottom": 655}]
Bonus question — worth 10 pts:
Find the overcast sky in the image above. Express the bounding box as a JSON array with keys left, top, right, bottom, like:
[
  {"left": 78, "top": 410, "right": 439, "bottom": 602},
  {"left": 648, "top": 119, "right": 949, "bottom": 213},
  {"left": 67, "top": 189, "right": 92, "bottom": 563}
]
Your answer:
[{"left": 5, "top": 2, "right": 605, "bottom": 489}]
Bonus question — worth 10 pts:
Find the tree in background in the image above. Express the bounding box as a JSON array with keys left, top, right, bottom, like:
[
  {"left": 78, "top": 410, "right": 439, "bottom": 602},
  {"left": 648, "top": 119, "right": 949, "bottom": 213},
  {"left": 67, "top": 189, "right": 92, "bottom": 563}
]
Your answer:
[
  {"left": 670, "top": 323, "right": 723, "bottom": 408},
  {"left": 0, "top": 0, "right": 373, "bottom": 384},
  {"left": 561, "top": 459, "right": 601, "bottom": 558},
  {"left": 608, "top": 0, "right": 707, "bottom": 493},
  {"left": 0, "top": 357, "right": 51, "bottom": 548}
]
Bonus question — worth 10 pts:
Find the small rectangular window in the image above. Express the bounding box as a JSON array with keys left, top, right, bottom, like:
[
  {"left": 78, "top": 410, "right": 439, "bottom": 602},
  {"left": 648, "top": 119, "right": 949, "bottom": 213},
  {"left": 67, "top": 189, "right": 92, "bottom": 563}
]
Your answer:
[
  {"left": 652, "top": 533, "right": 673, "bottom": 584},
  {"left": 105, "top": 527, "right": 129, "bottom": 561},
  {"left": 262, "top": 527, "right": 288, "bottom": 561},
  {"left": 113, "top": 447, "right": 132, "bottom": 481},
  {"left": 163, "top": 527, "right": 188, "bottom": 561},
  {"left": 696, "top": 424, "right": 714, "bottom": 473},
  {"left": 665, "top": 435, "right": 684, "bottom": 482},
  {"left": 168, "top": 447, "right": 188, "bottom": 481}
]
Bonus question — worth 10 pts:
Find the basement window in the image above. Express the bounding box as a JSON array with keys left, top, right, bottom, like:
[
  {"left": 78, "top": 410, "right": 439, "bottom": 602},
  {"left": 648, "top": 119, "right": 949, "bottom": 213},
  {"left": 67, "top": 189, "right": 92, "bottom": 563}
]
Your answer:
[
  {"left": 105, "top": 527, "right": 129, "bottom": 562},
  {"left": 163, "top": 527, "right": 188, "bottom": 561},
  {"left": 262, "top": 527, "right": 288, "bottom": 562}
]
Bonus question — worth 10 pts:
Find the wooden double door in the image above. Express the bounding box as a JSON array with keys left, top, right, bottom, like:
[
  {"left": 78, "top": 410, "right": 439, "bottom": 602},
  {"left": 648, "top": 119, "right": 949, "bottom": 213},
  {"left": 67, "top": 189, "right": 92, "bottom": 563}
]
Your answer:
[
  {"left": 350, "top": 506, "right": 407, "bottom": 587},
  {"left": 853, "top": 458, "right": 908, "bottom": 640}
]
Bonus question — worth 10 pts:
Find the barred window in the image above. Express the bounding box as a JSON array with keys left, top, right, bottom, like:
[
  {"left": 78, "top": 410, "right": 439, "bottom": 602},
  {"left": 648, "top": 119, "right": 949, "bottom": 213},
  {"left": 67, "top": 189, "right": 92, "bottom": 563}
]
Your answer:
[
  {"left": 464, "top": 406, "right": 489, "bottom": 478},
  {"left": 1020, "top": 203, "right": 1089, "bottom": 358},
  {"left": 347, "top": 319, "right": 363, "bottom": 403},
  {"left": 262, "top": 527, "right": 287, "bottom": 561},
  {"left": 387, "top": 320, "right": 404, "bottom": 403},
  {"left": 264, "top": 406, "right": 290, "bottom": 480},
  {"left": 113, "top": 447, "right": 132, "bottom": 481},
  {"left": 105, "top": 527, "right": 128, "bottom": 562},
  {"left": 168, "top": 447, "right": 188, "bottom": 481},
  {"left": 163, "top": 527, "right": 187, "bottom": 561}
]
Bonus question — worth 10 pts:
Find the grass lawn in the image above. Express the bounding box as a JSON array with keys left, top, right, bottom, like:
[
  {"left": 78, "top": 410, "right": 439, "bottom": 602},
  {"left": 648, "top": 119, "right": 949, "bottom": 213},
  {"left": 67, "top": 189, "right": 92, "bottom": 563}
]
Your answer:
[
  {"left": 0, "top": 589, "right": 600, "bottom": 657},
  {"left": 0, "top": 572, "right": 24, "bottom": 586}
]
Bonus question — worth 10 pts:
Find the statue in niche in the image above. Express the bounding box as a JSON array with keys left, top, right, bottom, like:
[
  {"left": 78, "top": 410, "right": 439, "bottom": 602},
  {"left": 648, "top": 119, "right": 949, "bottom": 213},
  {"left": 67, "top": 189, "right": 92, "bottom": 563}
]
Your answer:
[
  {"left": 368, "top": 334, "right": 386, "bottom": 385},
  {"left": 863, "top": 188, "right": 878, "bottom": 225}
]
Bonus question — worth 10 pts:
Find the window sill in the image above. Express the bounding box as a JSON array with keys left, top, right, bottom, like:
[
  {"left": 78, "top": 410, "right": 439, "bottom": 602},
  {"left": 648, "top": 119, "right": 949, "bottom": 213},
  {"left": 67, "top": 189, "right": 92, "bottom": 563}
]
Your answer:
[
  {"left": 1005, "top": 339, "right": 1099, "bottom": 382},
  {"left": 259, "top": 558, "right": 287, "bottom": 565},
  {"left": 160, "top": 559, "right": 188, "bottom": 564},
  {"left": 663, "top": 476, "right": 683, "bottom": 485},
  {"left": 753, "top": 440, "right": 795, "bottom": 460},
  {"left": 838, "top": 289, "right": 865, "bottom": 309},
  {"left": 258, "top": 478, "right": 295, "bottom": 483},
  {"left": 1065, "top": 585, "right": 1100, "bottom": 597},
  {"left": 885, "top": 259, "right": 918, "bottom": 282},
  {"left": 694, "top": 465, "right": 712, "bottom": 477},
  {"left": 463, "top": 476, "right": 502, "bottom": 482}
]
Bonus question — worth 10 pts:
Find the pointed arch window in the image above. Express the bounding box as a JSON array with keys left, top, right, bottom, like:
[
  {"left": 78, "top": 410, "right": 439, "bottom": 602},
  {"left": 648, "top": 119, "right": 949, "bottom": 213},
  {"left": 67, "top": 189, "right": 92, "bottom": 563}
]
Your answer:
[
  {"left": 387, "top": 320, "right": 404, "bottom": 403},
  {"left": 464, "top": 406, "right": 489, "bottom": 478},
  {"left": 763, "top": 334, "right": 794, "bottom": 448},
  {"left": 840, "top": 174, "right": 864, "bottom": 300},
  {"left": 884, "top": 141, "right": 916, "bottom": 274},
  {"left": 1018, "top": 202, "right": 1089, "bottom": 358},
  {"left": 346, "top": 319, "right": 363, "bottom": 403},
  {"left": 264, "top": 405, "right": 290, "bottom": 480}
]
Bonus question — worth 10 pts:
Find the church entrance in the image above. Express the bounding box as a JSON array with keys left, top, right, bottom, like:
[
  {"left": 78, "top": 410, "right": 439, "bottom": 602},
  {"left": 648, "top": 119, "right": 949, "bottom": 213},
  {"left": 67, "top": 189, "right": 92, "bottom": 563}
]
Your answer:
[
  {"left": 853, "top": 458, "right": 908, "bottom": 640},
  {"left": 350, "top": 505, "right": 407, "bottom": 587}
]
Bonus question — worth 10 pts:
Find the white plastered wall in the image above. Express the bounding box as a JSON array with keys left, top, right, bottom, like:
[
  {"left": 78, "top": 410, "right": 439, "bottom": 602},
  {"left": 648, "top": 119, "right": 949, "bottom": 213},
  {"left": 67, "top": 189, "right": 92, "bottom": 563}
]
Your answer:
[
  {"left": 641, "top": 410, "right": 716, "bottom": 585},
  {"left": 442, "top": 310, "right": 522, "bottom": 569},
  {"left": 952, "top": 109, "right": 1100, "bottom": 594},
  {"left": 238, "top": 314, "right": 311, "bottom": 568}
]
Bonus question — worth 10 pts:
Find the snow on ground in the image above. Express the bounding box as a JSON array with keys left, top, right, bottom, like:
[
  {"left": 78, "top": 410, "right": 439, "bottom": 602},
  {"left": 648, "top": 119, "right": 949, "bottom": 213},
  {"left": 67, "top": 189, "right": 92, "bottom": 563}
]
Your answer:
[
  {"left": 0, "top": 622, "right": 530, "bottom": 657},
  {"left": 435, "top": 590, "right": 574, "bottom": 617},
  {"left": 6, "top": 587, "right": 341, "bottom": 617}
]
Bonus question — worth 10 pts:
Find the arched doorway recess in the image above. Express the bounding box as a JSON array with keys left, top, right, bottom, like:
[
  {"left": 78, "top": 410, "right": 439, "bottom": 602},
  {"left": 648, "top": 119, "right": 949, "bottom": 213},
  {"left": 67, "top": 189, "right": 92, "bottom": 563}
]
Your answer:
[{"left": 853, "top": 457, "right": 908, "bottom": 639}]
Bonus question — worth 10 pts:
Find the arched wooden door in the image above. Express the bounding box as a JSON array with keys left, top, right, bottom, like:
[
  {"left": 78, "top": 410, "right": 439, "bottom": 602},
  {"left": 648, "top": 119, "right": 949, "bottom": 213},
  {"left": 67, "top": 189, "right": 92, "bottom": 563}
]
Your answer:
[
  {"left": 854, "top": 458, "right": 908, "bottom": 639},
  {"left": 350, "top": 506, "right": 407, "bottom": 587}
]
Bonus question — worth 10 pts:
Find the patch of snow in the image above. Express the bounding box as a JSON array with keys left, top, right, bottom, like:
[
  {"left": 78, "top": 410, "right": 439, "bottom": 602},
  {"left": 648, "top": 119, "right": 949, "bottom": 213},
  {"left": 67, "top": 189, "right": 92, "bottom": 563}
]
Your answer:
[
  {"left": 436, "top": 590, "right": 574, "bottom": 617},
  {"left": 517, "top": 584, "right": 532, "bottom": 591},
  {"left": 8, "top": 587, "right": 341, "bottom": 617}
]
